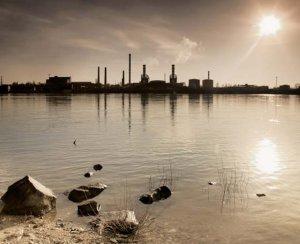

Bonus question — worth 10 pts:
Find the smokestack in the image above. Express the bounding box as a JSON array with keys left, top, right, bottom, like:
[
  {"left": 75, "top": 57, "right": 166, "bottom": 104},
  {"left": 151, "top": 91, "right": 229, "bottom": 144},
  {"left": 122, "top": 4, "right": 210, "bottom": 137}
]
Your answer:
[
  {"left": 172, "top": 64, "right": 175, "bottom": 76},
  {"left": 104, "top": 67, "right": 107, "bottom": 85},
  {"left": 129, "top": 53, "right": 131, "bottom": 84},
  {"left": 208, "top": 71, "right": 210, "bottom": 80},
  {"left": 122, "top": 70, "right": 125, "bottom": 86},
  {"left": 0, "top": 76, "right": 2, "bottom": 85},
  {"left": 143, "top": 64, "right": 146, "bottom": 76},
  {"left": 97, "top": 66, "right": 100, "bottom": 84}
]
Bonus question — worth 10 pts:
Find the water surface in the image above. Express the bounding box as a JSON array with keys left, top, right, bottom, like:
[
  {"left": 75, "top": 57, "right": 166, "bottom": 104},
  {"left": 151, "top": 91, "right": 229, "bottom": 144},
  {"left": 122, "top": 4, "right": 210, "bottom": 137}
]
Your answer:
[{"left": 0, "top": 94, "right": 299, "bottom": 243}]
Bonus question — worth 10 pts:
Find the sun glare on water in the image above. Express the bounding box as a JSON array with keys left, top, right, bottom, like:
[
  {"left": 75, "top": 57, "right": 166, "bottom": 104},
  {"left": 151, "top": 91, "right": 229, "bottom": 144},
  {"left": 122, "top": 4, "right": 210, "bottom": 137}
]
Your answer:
[{"left": 259, "top": 15, "right": 281, "bottom": 36}]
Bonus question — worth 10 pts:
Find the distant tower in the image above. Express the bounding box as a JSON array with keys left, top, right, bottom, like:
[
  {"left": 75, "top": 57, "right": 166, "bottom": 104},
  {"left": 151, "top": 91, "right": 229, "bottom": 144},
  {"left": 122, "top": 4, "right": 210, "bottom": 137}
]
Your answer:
[
  {"left": 169, "top": 64, "right": 177, "bottom": 85},
  {"left": 0, "top": 76, "right": 2, "bottom": 85},
  {"left": 202, "top": 71, "right": 214, "bottom": 92},
  {"left": 97, "top": 66, "right": 100, "bottom": 84},
  {"left": 141, "top": 64, "right": 149, "bottom": 84},
  {"left": 104, "top": 67, "right": 107, "bottom": 85},
  {"left": 128, "top": 53, "right": 131, "bottom": 84},
  {"left": 122, "top": 70, "right": 125, "bottom": 86},
  {"left": 276, "top": 76, "right": 278, "bottom": 88}
]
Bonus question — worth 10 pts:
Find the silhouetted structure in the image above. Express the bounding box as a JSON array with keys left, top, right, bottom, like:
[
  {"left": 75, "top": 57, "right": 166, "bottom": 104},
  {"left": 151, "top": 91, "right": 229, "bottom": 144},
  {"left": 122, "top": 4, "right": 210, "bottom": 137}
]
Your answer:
[
  {"left": 97, "top": 66, "right": 100, "bottom": 84},
  {"left": 45, "top": 76, "right": 71, "bottom": 92},
  {"left": 141, "top": 65, "right": 149, "bottom": 84},
  {"left": 128, "top": 53, "right": 131, "bottom": 84},
  {"left": 202, "top": 71, "right": 213, "bottom": 92},
  {"left": 169, "top": 64, "right": 177, "bottom": 85},
  {"left": 104, "top": 67, "right": 107, "bottom": 85},
  {"left": 72, "top": 82, "right": 94, "bottom": 92},
  {"left": 189, "top": 79, "right": 200, "bottom": 89},
  {"left": 122, "top": 70, "right": 125, "bottom": 86}
]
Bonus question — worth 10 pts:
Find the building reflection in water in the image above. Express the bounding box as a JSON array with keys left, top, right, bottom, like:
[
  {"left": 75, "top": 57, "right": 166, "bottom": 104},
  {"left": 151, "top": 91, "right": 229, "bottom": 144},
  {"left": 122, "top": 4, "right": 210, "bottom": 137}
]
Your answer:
[
  {"left": 128, "top": 94, "right": 131, "bottom": 133},
  {"left": 254, "top": 138, "right": 281, "bottom": 175},
  {"left": 104, "top": 93, "right": 107, "bottom": 118},
  {"left": 188, "top": 94, "right": 200, "bottom": 103},
  {"left": 169, "top": 93, "right": 177, "bottom": 125},
  {"left": 96, "top": 94, "right": 100, "bottom": 120},
  {"left": 122, "top": 93, "right": 125, "bottom": 118},
  {"left": 46, "top": 95, "right": 72, "bottom": 109},
  {"left": 202, "top": 94, "right": 213, "bottom": 118},
  {"left": 140, "top": 93, "right": 149, "bottom": 124}
]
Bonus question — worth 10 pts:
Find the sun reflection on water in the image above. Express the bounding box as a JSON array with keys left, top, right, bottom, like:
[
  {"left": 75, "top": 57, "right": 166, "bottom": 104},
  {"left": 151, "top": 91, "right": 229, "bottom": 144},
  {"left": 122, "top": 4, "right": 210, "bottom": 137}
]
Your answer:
[{"left": 254, "top": 139, "right": 281, "bottom": 174}]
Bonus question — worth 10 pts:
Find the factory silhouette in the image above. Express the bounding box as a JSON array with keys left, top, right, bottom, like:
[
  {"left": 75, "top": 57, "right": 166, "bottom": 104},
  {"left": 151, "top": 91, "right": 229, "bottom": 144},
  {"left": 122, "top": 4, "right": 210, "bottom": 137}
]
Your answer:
[{"left": 0, "top": 53, "right": 299, "bottom": 94}]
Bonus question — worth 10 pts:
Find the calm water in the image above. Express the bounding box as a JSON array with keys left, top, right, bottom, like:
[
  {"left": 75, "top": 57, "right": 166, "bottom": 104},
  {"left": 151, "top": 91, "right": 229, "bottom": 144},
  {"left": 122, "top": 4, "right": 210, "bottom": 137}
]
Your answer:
[{"left": 0, "top": 94, "right": 299, "bottom": 243}]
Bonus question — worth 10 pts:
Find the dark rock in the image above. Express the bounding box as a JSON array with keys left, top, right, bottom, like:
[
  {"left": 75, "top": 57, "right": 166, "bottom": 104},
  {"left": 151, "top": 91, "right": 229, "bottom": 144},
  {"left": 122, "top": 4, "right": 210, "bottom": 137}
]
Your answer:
[
  {"left": 78, "top": 201, "right": 100, "bottom": 216},
  {"left": 139, "top": 186, "right": 171, "bottom": 205},
  {"left": 256, "top": 193, "right": 266, "bottom": 197},
  {"left": 93, "top": 164, "right": 103, "bottom": 171},
  {"left": 84, "top": 172, "right": 94, "bottom": 178},
  {"left": 68, "top": 183, "right": 107, "bottom": 203},
  {"left": 152, "top": 186, "right": 171, "bottom": 202},
  {"left": 139, "top": 194, "right": 153, "bottom": 204},
  {"left": 0, "top": 175, "right": 56, "bottom": 216}
]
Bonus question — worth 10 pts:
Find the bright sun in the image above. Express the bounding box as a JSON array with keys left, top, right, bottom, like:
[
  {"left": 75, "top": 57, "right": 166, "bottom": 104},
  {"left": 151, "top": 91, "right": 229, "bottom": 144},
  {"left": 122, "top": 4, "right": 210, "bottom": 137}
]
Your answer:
[{"left": 259, "top": 15, "right": 281, "bottom": 36}]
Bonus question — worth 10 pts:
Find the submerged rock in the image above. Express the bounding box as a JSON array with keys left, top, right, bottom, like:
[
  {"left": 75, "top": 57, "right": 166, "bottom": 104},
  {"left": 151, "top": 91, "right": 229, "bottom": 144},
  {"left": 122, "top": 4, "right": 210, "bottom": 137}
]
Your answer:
[
  {"left": 0, "top": 175, "right": 56, "bottom": 216},
  {"left": 93, "top": 164, "right": 103, "bottom": 171},
  {"left": 139, "top": 185, "right": 171, "bottom": 205},
  {"left": 78, "top": 201, "right": 100, "bottom": 216},
  {"left": 139, "top": 194, "right": 153, "bottom": 204},
  {"left": 68, "top": 183, "right": 107, "bottom": 203},
  {"left": 152, "top": 186, "right": 171, "bottom": 201},
  {"left": 84, "top": 172, "right": 94, "bottom": 178}
]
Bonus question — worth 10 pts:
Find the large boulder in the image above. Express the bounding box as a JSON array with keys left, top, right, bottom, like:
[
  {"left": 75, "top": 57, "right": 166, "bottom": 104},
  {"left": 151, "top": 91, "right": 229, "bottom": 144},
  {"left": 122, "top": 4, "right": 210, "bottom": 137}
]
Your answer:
[
  {"left": 78, "top": 201, "right": 100, "bottom": 216},
  {"left": 0, "top": 175, "right": 56, "bottom": 216},
  {"left": 68, "top": 183, "right": 107, "bottom": 203}
]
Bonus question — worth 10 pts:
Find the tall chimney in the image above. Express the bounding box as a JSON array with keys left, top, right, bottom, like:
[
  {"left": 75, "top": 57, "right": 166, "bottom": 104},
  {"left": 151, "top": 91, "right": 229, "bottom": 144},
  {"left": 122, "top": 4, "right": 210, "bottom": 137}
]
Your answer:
[
  {"left": 0, "top": 76, "right": 2, "bottom": 85},
  {"left": 122, "top": 70, "right": 125, "bottom": 86},
  {"left": 97, "top": 66, "right": 100, "bottom": 84},
  {"left": 143, "top": 64, "right": 146, "bottom": 76},
  {"left": 208, "top": 71, "right": 210, "bottom": 80},
  {"left": 129, "top": 53, "right": 131, "bottom": 84},
  {"left": 172, "top": 64, "right": 175, "bottom": 76},
  {"left": 104, "top": 67, "right": 107, "bottom": 85}
]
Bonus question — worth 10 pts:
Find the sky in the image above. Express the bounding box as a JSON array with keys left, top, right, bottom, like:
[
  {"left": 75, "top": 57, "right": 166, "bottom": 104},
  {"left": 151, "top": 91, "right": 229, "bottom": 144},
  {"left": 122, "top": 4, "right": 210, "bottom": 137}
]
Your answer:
[{"left": 0, "top": 0, "right": 299, "bottom": 86}]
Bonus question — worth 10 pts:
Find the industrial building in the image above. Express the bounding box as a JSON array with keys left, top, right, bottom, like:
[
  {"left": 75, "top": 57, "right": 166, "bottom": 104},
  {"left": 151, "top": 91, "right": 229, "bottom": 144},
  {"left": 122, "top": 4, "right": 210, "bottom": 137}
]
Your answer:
[
  {"left": 169, "top": 65, "right": 177, "bottom": 85},
  {"left": 189, "top": 79, "right": 200, "bottom": 89},
  {"left": 45, "top": 76, "right": 71, "bottom": 92},
  {"left": 140, "top": 65, "right": 150, "bottom": 84},
  {"left": 202, "top": 71, "right": 213, "bottom": 91}
]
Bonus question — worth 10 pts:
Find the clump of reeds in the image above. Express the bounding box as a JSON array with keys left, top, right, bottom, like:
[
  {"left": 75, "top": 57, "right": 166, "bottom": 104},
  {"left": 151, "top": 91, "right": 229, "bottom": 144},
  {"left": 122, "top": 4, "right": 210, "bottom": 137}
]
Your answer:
[{"left": 205, "top": 159, "right": 249, "bottom": 213}]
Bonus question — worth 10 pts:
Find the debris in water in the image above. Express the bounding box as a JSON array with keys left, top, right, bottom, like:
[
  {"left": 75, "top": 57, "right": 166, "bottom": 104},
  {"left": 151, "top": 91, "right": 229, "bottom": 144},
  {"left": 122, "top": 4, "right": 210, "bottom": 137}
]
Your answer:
[
  {"left": 256, "top": 193, "right": 266, "bottom": 197},
  {"left": 93, "top": 164, "right": 103, "bottom": 171},
  {"left": 73, "top": 139, "right": 77, "bottom": 145},
  {"left": 208, "top": 181, "right": 217, "bottom": 185}
]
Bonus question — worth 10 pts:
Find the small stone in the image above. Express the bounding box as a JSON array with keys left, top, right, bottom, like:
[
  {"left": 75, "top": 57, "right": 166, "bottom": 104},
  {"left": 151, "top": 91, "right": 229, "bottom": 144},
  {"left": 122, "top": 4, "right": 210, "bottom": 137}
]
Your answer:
[
  {"left": 93, "top": 164, "right": 103, "bottom": 171},
  {"left": 84, "top": 172, "right": 94, "bottom": 178}
]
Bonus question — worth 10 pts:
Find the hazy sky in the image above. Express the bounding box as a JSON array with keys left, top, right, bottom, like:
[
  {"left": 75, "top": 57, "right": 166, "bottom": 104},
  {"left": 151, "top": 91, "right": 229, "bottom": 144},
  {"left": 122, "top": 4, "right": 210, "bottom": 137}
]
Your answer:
[{"left": 0, "top": 0, "right": 299, "bottom": 86}]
